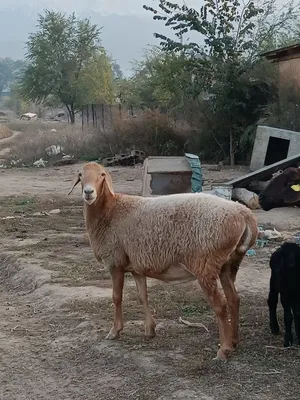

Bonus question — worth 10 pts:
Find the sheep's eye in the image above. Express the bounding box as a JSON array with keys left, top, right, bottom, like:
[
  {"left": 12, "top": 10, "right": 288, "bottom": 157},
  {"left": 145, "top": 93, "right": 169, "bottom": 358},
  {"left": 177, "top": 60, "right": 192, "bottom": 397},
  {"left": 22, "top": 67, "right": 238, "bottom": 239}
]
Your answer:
[{"left": 101, "top": 173, "right": 106, "bottom": 177}]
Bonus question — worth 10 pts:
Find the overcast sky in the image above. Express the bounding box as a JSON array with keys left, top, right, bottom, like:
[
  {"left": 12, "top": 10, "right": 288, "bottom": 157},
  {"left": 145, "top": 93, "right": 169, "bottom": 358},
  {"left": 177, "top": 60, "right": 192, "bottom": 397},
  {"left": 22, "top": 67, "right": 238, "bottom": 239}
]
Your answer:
[
  {"left": 2, "top": 0, "right": 202, "bottom": 15},
  {"left": 0, "top": 0, "right": 288, "bottom": 75}
]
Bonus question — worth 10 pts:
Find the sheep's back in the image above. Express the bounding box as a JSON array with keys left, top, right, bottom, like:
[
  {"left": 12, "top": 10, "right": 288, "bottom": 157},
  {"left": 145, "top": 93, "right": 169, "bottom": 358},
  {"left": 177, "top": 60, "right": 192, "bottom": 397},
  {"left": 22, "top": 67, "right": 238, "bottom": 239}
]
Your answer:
[{"left": 116, "top": 193, "right": 253, "bottom": 271}]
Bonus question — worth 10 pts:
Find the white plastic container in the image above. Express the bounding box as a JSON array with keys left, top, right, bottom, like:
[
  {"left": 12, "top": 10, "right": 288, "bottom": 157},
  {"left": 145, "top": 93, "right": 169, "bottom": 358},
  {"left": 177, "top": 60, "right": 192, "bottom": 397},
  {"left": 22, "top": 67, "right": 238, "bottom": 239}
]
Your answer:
[{"left": 211, "top": 184, "right": 233, "bottom": 200}]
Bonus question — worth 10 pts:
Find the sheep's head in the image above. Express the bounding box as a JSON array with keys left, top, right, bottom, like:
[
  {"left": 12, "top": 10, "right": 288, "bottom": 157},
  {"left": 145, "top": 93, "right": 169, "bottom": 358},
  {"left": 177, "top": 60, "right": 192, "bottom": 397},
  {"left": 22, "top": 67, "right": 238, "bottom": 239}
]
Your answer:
[
  {"left": 68, "top": 162, "right": 114, "bottom": 205},
  {"left": 259, "top": 167, "right": 300, "bottom": 211}
]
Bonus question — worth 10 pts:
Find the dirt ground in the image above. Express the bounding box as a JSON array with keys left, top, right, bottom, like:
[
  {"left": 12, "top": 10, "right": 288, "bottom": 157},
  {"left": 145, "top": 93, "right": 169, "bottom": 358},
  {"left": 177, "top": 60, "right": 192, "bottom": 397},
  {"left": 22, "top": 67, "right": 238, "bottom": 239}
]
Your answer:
[{"left": 1, "top": 161, "right": 300, "bottom": 400}]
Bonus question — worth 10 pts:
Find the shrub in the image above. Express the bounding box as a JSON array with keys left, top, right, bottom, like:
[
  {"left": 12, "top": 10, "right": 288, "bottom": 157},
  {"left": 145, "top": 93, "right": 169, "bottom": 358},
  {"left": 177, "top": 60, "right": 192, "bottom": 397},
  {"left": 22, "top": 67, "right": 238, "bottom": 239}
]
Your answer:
[{"left": 0, "top": 124, "right": 12, "bottom": 139}]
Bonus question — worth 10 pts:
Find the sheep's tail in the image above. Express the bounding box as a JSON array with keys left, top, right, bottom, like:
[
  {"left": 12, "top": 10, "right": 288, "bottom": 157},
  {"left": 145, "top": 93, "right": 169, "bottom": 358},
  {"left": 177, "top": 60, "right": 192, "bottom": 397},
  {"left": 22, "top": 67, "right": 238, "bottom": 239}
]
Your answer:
[{"left": 236, "top": 216, "right": 258, "bottom": 255}]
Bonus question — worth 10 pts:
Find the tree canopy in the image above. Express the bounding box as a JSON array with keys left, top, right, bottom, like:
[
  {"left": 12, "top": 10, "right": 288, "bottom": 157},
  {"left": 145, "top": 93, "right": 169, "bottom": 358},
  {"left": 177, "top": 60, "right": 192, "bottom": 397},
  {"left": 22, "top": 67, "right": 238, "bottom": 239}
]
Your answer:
[
  {"left": 0, "top": 58, "right": 25, "bottom": 96},
  {"left": 141, "top": 0, "right": 299, "bottom": 164},
  {"left": 19, "top": 10, "right": 113, "bottom": 123}
]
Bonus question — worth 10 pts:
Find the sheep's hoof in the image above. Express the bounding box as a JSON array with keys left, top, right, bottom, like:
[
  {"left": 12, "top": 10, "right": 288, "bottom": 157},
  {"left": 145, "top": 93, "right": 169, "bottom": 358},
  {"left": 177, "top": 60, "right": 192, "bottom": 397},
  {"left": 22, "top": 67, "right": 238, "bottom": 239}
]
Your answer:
[
  {"left": 213, "top": 347, "right": 232, "bottom": 362},
  {"left": 270, "top": 325, "right": 280, "bottom": 335},
  {"left": 105, "top": 329, "right": 121, "bottom": 340},
  {"left": 145, "top": 326, "right": 156, "bottom": 338}
]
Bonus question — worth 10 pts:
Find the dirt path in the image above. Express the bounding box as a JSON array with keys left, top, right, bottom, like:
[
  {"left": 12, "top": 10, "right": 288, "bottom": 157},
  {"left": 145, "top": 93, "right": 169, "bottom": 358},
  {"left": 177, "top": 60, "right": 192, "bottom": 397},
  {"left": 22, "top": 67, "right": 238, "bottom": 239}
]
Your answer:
[{"left": 0, "top": 164, "right": 300, "bottom": 399}]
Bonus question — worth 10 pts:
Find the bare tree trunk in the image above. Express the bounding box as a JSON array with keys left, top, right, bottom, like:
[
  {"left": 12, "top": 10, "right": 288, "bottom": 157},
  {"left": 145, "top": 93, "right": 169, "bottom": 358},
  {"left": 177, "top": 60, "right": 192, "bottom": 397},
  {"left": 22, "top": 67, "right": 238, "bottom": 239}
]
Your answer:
[{"left": 66, "top": 104, "right": 75, "bottom": 124}]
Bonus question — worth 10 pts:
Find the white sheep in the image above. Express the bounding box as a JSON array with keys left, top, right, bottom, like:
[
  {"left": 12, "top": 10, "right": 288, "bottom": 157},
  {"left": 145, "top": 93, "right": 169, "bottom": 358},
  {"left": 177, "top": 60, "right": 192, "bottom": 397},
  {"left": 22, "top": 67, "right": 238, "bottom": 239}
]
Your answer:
[{"left": 68, "top": 162, "right": 258, "bottom": 361}]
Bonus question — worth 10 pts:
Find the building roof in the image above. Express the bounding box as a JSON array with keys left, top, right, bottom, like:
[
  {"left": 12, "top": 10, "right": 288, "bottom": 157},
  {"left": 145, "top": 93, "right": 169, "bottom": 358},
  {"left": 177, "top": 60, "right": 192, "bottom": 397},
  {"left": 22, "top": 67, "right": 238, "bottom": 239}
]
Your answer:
[{"left": 260, "top": 43, "right": 300, "bottom": 62}]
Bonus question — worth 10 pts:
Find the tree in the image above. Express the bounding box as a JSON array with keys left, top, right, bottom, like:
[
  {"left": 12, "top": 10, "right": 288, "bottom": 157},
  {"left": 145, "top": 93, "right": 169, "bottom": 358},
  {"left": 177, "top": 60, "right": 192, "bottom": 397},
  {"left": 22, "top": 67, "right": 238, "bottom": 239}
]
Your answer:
[
  {"left": 0, "top": 58, "right": 25, "bottom": 96},
  {"left": 81, "top": 50, "right": 115, "bottom": 104},
  {"left": 112, "top": 60, "right": 123, "bottom": 80},
  {"left": 19, "top": 10, "right": 102, "bottom": 124},
  {"left": 144, "top": 0, "right": 299, "bottom": 165}
]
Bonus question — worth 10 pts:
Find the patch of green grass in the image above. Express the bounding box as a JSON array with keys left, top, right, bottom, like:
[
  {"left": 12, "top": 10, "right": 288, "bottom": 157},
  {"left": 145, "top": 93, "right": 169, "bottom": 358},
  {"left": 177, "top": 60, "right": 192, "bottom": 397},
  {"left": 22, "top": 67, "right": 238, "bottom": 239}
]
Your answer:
[
  {"left": 181, "top": 304, "right": 203, "bottom": 316},
  {"left": 15, "top": 198, "right": 35, "bottom": 206}
]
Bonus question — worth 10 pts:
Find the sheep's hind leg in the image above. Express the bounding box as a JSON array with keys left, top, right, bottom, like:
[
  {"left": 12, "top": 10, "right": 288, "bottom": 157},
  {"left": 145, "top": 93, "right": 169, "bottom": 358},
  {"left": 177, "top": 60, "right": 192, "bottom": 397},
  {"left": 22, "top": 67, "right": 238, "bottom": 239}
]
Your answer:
[
  {"left": 198, "top": 277, "right": 232, "bottom": 361},
  {"left": 132, "top": 272, "right": 156, "bottom": 338},
  {"left": 106, "top": 268, "right": 125, "bottom": 340},
  {"left": 219, "top": 258, "right": 241, "bottom": 349}
]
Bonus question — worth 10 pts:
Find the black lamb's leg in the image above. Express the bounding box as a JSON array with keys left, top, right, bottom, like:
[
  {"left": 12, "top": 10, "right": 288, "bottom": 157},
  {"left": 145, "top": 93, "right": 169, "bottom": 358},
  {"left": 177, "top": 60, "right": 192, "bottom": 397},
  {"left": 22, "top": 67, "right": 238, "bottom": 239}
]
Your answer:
[
  {"left": 267, "top": 273, "right": 280, "bottom": 335},
  {"left": 292, "top": 304, "right": 300, "bottom": 346},
  {"left": 281, "top": 295, "right": 293, "bottom": 347}
]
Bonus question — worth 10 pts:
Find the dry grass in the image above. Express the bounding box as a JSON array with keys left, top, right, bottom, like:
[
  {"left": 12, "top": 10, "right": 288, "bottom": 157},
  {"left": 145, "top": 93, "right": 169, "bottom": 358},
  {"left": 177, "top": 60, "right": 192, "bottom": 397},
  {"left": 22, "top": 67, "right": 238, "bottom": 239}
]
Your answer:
[
  {"left": 0, "top": 124, "right": 12, "bottom": 139},
  {"left": 8, "top": 124, "right": 101, "bottom": 164},
  {"left": 6, "top": 111, "right": 196, "bottom": 165}
]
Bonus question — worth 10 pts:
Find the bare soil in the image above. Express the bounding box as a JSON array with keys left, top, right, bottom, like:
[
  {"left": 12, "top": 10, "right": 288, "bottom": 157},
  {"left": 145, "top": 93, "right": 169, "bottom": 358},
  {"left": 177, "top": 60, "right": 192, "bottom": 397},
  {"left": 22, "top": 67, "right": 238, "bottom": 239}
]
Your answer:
[{"left": 0, "top": 162, "right": 300, "bottom": 400}]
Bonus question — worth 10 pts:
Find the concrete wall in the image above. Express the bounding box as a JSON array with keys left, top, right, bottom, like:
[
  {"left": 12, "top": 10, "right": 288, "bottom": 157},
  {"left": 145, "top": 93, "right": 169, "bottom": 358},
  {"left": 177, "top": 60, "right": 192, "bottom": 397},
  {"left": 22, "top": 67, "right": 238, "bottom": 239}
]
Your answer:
[{"left": 250, "top": 125, "right": 300, "bottom": 171}]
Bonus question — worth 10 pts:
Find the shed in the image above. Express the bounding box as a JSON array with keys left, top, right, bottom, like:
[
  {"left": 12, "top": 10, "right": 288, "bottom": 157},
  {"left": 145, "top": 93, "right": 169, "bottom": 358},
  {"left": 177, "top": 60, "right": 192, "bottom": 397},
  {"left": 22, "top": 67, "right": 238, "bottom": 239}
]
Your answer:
[{"left": 261, "top": 43, "right": 300, "bottom": 92}]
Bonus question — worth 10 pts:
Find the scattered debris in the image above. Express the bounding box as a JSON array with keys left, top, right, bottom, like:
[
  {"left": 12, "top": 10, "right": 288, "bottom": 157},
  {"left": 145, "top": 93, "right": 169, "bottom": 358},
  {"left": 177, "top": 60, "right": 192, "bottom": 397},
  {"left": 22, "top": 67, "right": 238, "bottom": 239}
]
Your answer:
[
  {"left": 33, "top": 158, "right": 47, "bottom": 168},
  {"left": 102, "top": 150, "right": 146, "bottom": 167},
  {"left": 10, "top": 159, "right": 21, "bottom": 166},
  {"left": 261, "top": 228, "right": 281, "bottom": 240},
  {"left": 293, "top": 232, "right": 300, "bottom": 244},
  {"left": 253, "top": 370, "right": 281, "bottom": 375},
  {"left": 20, "top": 112, "right": 37, "bottom": 121},
  {"left": 246, "top": 249, "right": 256, "bottom": 256},
  {"left": 256, "top": 239, "right": 269, "bottom": 248},
  {"left": 211, "top": 184, "right": 232, "bottom": 200},
  {"left": 49, "top": 209, "right": 61, "bottom": 214},
  {"left": 49, "top": 155, "right": 78, "bottom": 167},
  {"left": 178, "top": 317, "right": 209, "bottom": 332},
  {"left": 32, "top": 211, "right": 50, "bottom": 216},
  {"left": 45, "top": 145, "right": 64, "bottom": 157},
  {"left": 232, "top": 188, "right": 260, "bottom": 209}
]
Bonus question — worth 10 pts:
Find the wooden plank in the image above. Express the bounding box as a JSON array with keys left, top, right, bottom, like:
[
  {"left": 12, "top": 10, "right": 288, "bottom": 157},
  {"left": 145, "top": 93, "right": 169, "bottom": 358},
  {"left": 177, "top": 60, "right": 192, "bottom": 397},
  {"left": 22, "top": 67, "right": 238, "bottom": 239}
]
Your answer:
[{"left": 227, "top": 153, "right": 300, "bottom": 188}]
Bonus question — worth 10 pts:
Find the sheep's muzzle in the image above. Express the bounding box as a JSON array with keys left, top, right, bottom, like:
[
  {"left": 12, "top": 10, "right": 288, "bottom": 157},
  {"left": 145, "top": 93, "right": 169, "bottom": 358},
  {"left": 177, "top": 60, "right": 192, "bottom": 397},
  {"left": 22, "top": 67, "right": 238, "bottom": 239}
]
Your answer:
[{"left": 82, "top": 184, "right": 97, "bottom": 205}]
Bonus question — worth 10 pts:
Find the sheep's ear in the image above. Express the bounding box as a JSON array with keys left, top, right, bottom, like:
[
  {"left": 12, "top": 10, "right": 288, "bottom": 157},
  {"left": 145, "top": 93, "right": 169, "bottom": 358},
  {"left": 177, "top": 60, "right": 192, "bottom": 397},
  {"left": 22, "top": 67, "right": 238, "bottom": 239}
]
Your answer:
[
  {"left": 103, "top": 172, "right": 114, "bottom": 196},
  {"left": 68, "top": 173, "right": 82, "bottom": 195}
]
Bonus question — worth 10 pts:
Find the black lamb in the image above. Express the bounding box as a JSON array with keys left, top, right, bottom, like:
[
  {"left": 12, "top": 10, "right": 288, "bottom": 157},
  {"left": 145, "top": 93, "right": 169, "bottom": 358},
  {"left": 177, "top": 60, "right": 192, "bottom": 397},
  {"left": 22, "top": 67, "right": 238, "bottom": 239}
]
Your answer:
[{"left": 268, "top": 242, "right": 300, "bottom": 346}]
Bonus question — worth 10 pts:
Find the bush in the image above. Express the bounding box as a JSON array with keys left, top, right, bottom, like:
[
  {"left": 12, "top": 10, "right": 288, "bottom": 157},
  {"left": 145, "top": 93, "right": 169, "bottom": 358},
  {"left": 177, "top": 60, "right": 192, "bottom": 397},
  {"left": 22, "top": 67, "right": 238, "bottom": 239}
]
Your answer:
[
  {"left": 0, "top": 124, "right": 12, "bottom": 139},
  {"left": 108, "top": 109, "right": 188, "bottom": 156}
]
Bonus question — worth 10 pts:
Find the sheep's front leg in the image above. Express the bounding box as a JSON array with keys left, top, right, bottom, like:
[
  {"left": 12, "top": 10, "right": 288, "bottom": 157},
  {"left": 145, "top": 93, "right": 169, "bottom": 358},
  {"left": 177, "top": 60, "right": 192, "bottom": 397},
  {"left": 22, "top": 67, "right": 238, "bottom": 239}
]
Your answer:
[
  {"left": 132, "top": 272, "right": 156, "bottom": 338},
  {"left": 106, "top": 267, "right": 125, "bottom": 340}
]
